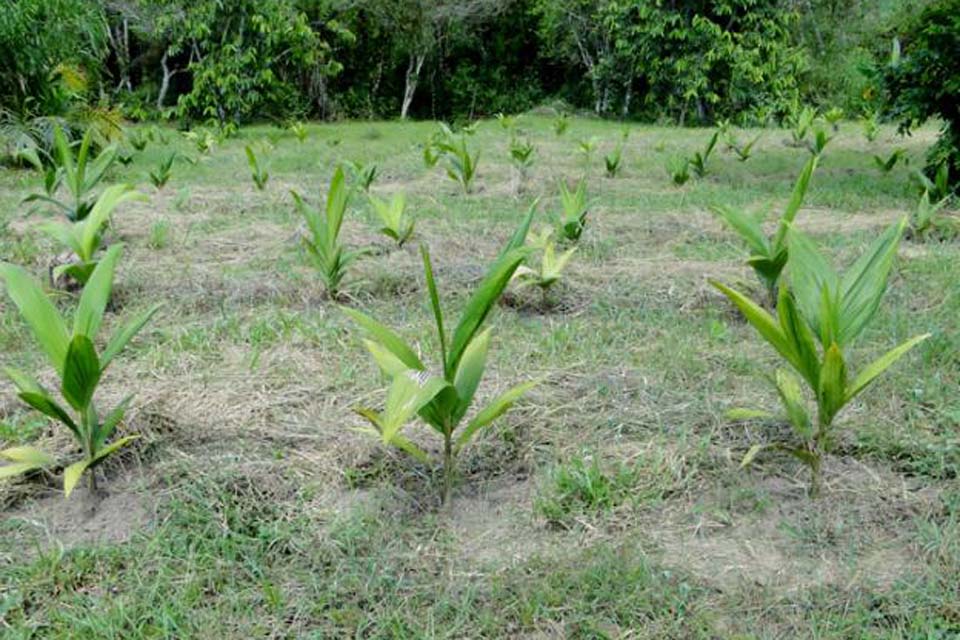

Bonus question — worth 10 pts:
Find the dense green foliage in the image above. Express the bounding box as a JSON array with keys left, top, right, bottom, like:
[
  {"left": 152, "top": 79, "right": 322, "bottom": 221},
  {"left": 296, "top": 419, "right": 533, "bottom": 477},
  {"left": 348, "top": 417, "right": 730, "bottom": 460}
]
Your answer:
[
  {"left": 0, "top": 0, "right": 934, "bottom": 128},
  {"left": 881, "top": 0, "right": 960, "bottom": 190}
]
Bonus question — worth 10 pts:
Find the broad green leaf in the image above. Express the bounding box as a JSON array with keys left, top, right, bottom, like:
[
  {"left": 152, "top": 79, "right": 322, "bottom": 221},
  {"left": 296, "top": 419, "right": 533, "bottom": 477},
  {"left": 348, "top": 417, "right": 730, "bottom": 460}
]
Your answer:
[
  {"left": 341, "top": 307, "right": 424, "bottom": 371},
  {"left": 61, "top": 335, "right": 101, "bottom": 411},
  {"left": 452, "top": 327, "right": 491, "bottom": 424},
  {"left": 447, "top": 247, "right": 529, "bottom": 375},
  {"left": 380, "top": 371, "right": 449, "bottom": 445},
  {"left": 88, "top": 435, "right": 139, "bottom": 468},
  {"left": 710, "top": 205, "right": 769, "bottom": 256},
  {"left": 710, "top": 280, "right": 804, "bottom": 374},
  {"left": 0, "top": 263, "right": 70, "bottom": 372},
  {"left": 101, "top": 303, "right": 162, "bottom": 368},
  {"left": 1, "top": 446, "right": 55, "bottom": 466},
  {"left": 74, "top": 244, "right": 122, "bottom": 339},
  {"left": 846, "top": 333, "right": 930, "bottom": 403},
  {"left": 6, "top": 367, "right": 80, "bottom": 438},
  {"left": 38, "top": 220, "right": 82, "bottom": 256},
  {"left": 777, "top": 287, "right": 820, "bottom": 389},
  {"left": 787, "top": 227, "right": 839, "bottom": 344},
  {"left": 325, "top": 166, "right": 349, "bottom": 240},
  {"left": 93, "top": 395, "right": 132, "bottom": 451},
  {"left": 420, "top": 245, "right": 448, "bottom": 373},
  {"left": 63, "top": 458, "right": 91, "bottom": 498},
  {"left": 773, "top": 154, "right": 818, "bottom": 249},
  {"left": 456, "top": 379, "right": 537, "bottom": 451},
  {"left": 0, "top": 461, "right": 46, "bottom": 479},
  {"left": 838, "top": 219, "right": 906, "bottom": 345},
  {"left": 818, "top": 344, "right": 847, "bottom": 426},
  {"left": 775, "top": 369, "right": 812, "bottom": 439},
  {"left": 363, "top": 339, "right": 415, "bottom": 378},
  {"left": 80, "top": 185, "right": 146, "bottom": 259}
]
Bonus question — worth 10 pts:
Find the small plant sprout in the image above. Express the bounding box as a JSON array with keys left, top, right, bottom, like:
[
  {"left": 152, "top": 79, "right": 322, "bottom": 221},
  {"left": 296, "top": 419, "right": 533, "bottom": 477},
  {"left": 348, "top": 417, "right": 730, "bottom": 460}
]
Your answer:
[
  {"left": 689, "top": 130, "right": 720, "bottom": 177},
  {"left": 909, "top": 189, "right": 957, "bottom": 240},
  {"left": 555, "top": 178, "right": 589, "bottom": 241},
  {"left": 806, "top": 128, "right": 833, "bottom": 156},
  {"left": 184, "top": 128, "right": 218, "bottom": 155},
  {"left": 710, "top": 155, "right": 818, "bottom": 305},
  {"left": 667, "top": 156, "right": 691, "bottom": 186},
  {"left": 787, "top": 105, "right": 818, "bottom": 147},
  {"left": 0, "top": 245, "right": 161, "bottom": 498},
  {"left": 712, "top": 219, "right": 929, "bottom": 497},
  {"left": 913, "top": 163, "right": 951, "bottom": 202},
  {"left": 577, "top": 137, "right": 599, "bottom": 171},
  {"left": 874, "top": 149, "right": 906, "bottom": 173},
  {"left": 423, "top": 144, "right": 441, "bottom": 168},
  {"left": 861, "top": 110, "right": 881, "bottom": 143},
  {"left": 39, "top": 184, "right": 147, "bottom": 285},
  {"left": 553, "top": 113, "right": 570, "bottom": 136},
  {"left": 117, "top": 151, "right": 134, "bottom": 167},
  {"left": 604, "top": 142, "right": 624, "bottom": 178},
  {"left": 368, "top": 192, "right": 414, "bottom": 247},
  {"left": 23, "top": 126, "right": 118, "bottom": 222},
  {"left": 731, "top": 133, "right": 762, "bottom": 162},
  {"left": 293, "top": 166, "right": 360, "bottom": 299},
  {"left": 823, "top": 107, "right": 844, "bottom": 131},
  {"left": 496, "top": 112, "right": 521, "bottom": 132},
  {"left": 343, "top": 160, "right": 378, "bottom": 192},
  {"left": 436, "top": 134, "right": 480, "bottom": 194},
  {"left": 245, "top": 145, "right": 270, "bottom": 191},
  {"left": 289, "top": 121, "right": 308, "bottom": 143},
  {"left": 149, "top": 152, "right": 177, "bottom": 190},
  {"left": 512, "top": 227, "right": 577, "bottom": 307},
  {"left": 128, "top": 129, "right": 149, "bottom": 151},
  {"left": 345, "top": 207, "right": 537, "bottom": 504},
  {"left": 509, "top": 137, "right": 535, "bottom": 188}
]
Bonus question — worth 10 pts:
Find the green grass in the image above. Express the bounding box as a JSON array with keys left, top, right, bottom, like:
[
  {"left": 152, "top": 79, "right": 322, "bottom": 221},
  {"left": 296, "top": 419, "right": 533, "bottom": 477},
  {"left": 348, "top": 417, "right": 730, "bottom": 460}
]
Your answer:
[{"left": 0, "top": 116, "right": 957, "bottom": 637}]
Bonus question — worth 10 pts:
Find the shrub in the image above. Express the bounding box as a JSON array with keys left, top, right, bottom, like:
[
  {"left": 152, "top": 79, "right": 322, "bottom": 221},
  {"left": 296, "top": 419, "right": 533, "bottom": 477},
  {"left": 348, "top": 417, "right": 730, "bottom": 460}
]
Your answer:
[{"left": 882, "top": 0, "right": 960, "bottom": 192}]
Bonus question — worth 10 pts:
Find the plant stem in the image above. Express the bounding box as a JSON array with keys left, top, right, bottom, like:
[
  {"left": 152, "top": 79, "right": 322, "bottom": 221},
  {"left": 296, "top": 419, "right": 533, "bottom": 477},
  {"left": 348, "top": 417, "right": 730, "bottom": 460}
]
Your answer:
[{"left": 442, "top": 431, "right": 454, "bottom": 507}]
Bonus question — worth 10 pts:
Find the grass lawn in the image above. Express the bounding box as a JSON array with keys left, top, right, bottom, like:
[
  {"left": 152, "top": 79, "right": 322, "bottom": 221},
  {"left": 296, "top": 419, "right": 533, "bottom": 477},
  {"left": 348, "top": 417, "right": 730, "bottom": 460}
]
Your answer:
[{"left": 0, "top": 116, "right": 957, "bottom": 638}]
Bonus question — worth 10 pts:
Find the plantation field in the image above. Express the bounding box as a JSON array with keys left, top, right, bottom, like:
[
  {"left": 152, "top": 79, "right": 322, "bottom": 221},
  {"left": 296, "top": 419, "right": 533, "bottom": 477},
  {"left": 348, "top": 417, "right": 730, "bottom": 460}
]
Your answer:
[{"left": 0, "top": 116, "right": 958, "bottom": 637}]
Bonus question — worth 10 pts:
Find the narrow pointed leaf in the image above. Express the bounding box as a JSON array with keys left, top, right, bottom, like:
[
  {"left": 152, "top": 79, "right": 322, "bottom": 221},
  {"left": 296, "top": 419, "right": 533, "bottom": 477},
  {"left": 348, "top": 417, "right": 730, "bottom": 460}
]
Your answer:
[
  {"left": 846, "top": 334, "right": 930, "bottom": 403},
  {"left": 0, "top": 263, "right": 70, "bottom": 372},
  {"left": 456, "top": 379, "right": 538, "bottom": 451}
]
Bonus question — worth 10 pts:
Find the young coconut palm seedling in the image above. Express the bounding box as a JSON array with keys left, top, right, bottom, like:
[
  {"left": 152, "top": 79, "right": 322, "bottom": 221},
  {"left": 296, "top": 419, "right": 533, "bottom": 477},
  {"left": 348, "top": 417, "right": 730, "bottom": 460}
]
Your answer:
[
  {"left": 294, "top": 166, "right": 360, "bottom": 299},
  {"left": 710, "top": 155, "right": 818, "bottom": 306},
  {"left": 245, "top": 145, "right": 270, "bottom": 191},
  {"left": 712, "top": 219, "right": 929, "bottom": 497},
  {"left": 729, "top": 132, "right": 762, "bottom": 162},
  {"left": 786, "top": 105, "right": 818, "bottom": 147},
  {"left": 23, "top": 126, "right": 118, "bottom": 222},
  {"left": 823, "top": 107, "right": 844, "bottom": 132},
  {"left": 509, "top": 137, "right": 535, "bottom": 191},
  {"left": 555, "top": 178, "right": 589, "bottom": 241},
  {"left": 343, "top": 160, "right": 378, "bottom": 192},
  {"left": 344, "top": 207, "right": 537, "bottom": 504},
  {"left": 149, "top": 152, "right": 177, "bottom": 190},
  {"left": 0, "top": 245, "right": 161, "bottom": 497},
  {"left": 874, "top": 149, "right": 906, "bottom": 174},
  {"left": 806, "top": 128, "right": 833, "bottom": 156},
  {"left": 689, "top": 129, "right": 720, "bottom": 177},
  {"left": 436, "top": 134, "right": 480, "bottom": 194},
  {"left": 577, "top": 137, "right": 599, "bottom": 171},
  {"left": 908, "top": 189, "right": 957, "bottom": 240},
  {"left": 512, "top": 227, "right": 577, "bottom": 308},
  {"left": 289, "top": 121, "right": 308, "bottom": 143},
  {"left": 861, "top": 110, "right": 881, "bottom": 143},
  {"left": 40, "top": 184, "right": 146, "bottom": 285},
  {"left": 604, "top": 143, "right": 624, "bottom": 178},
  {"left": 368, "top": 192, "right": 414, "bottom": 247},
  {"left": 667, "top": 156, "right": 691, "bottom": 186},
  {"left": 553, "top": 113, "right": 570, "bottom": 136}
]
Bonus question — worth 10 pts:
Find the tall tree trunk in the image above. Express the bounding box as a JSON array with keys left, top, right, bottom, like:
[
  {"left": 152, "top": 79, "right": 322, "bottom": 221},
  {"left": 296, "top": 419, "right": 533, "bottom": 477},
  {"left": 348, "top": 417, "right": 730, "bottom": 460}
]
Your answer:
[
  {"left": 401, "top": 52, "right": 426, "bottom": 120},
  {"left": 157, "top": 51, "right": 172, "bottom": 109}
]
